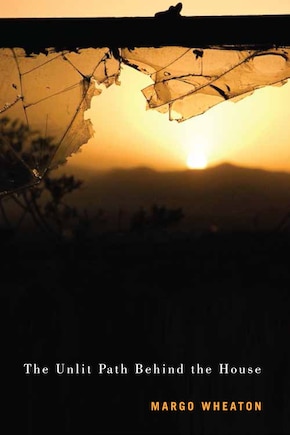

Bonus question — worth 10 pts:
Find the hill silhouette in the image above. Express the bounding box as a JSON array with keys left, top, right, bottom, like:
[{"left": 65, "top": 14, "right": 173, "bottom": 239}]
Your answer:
[
  {"left": 63, "top": 162, "right": 290, "bottom": 232},
  {"left": 4, "top": 162, "right": 290, "bottom": 435}
]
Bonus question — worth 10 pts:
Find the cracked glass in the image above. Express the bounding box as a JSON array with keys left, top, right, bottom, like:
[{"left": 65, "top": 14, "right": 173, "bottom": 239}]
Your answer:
[{"left": 1, "top": 44, "right": 290, "bottom": 194}]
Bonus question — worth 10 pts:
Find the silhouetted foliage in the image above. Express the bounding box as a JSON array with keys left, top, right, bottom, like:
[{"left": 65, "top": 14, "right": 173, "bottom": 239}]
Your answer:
[
  {"left": 0, "top": 117, "right": 89, "bottom": 242},
  {"left": 130, "top": 203, "right": 184, "bottom": 232},
  {"left": 0, "top": 117, "right": 57, "bottom": 191}
]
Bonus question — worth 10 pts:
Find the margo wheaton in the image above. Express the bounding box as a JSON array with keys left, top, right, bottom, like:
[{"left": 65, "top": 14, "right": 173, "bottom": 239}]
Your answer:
[{"left": 150, "top": 401, "right": 263, "bottom": 412}]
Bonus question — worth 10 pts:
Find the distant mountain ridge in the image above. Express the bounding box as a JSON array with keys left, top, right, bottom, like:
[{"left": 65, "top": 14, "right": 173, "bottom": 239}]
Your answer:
[{"left": 63, "top": 163, "right": 290, "bottom": 232}]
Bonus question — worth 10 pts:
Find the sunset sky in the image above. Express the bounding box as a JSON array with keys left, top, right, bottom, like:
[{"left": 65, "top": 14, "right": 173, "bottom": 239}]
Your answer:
[{"left": 2, "top": 1, "right": 290, "bottom": 173}]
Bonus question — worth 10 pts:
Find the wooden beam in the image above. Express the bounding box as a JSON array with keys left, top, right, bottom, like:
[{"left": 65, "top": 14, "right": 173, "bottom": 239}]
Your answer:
[{"left": 0, "top": 15, "right": 290, "bottom": 53}]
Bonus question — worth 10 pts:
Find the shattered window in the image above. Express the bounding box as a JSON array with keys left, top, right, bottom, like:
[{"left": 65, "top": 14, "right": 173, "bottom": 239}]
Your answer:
[
  {"left": 0, "top": 47, "right": 120, "bottom": 194},
  {"left": 122, "top": 46, "right": 290, "bottom": 121},
  {"left": 1, "top": 42, "right": 290, "bottom": 194}
]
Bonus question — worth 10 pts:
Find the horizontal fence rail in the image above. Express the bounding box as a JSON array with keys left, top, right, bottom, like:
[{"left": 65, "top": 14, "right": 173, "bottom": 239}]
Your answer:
[{"left": 0, "top": 15, "right": 290, "bottom": 52}]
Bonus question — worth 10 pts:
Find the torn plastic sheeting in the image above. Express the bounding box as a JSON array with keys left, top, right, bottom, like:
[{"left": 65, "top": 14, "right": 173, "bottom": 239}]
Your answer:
[
  {"left": 1, "top": 45, "right": 290, "bottom": 195},
  {"left": 0, "top": 47, "right": 121, "bottom": 195},
  {"left": 121, "top": 46, "right": 290, "bottom": 121}
]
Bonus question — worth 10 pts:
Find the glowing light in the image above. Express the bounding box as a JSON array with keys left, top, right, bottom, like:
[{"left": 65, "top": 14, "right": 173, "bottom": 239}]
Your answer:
[{"left": 186, "top": 148, "right": 208, "bottom": 169}]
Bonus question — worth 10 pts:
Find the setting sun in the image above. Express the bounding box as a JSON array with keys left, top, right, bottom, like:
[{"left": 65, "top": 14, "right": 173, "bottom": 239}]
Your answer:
[{"left": 186, "top": 148, "right": 208, "bottom": 170}]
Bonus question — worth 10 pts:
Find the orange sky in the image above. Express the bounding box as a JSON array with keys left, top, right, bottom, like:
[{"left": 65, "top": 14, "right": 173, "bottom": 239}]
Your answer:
[
  {"left": 2, "top": 1, "right": 290, "bottom": 173},
  {"left": 2, "top": 0, "right": 290, "bottom": 17},
  {"left": 76, "top": 64, "right": 290, "bottom": 173}
]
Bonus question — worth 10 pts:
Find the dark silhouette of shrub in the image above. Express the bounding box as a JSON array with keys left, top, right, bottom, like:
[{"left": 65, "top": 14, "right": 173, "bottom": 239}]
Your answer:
[
  {"left": 0, "top": 117, "right": 90, "bottom": 242},
  {"left": 130, "top": 203, "right": 184, "bottom": 232}
]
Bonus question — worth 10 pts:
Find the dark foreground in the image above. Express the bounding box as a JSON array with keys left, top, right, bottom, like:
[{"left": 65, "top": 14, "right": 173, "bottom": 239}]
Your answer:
[{"left": 2, "top": 230, "right": 290, "bottom": 435}]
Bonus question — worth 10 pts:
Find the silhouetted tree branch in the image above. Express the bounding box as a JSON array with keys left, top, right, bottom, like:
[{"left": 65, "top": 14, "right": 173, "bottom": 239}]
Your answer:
[
  {"left": 130, "top": 204, "right": 184, "bottom": 232},
  {"left": 0, "top": 117, "right": 89, "bottom": 242}
]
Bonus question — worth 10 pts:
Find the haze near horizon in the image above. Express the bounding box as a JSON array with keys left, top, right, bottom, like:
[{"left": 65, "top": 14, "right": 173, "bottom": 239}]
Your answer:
[
  {"left": 2, "top": 1, "right": 290, "bottom": 175},
  {"left": 65, "top": 63, "right": 290, "bottom": 175}
]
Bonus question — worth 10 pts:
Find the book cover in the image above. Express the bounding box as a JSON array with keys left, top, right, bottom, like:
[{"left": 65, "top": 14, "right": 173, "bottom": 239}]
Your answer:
[{"left": 1, "top": 2, "right": 290, "bottom": 434}]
